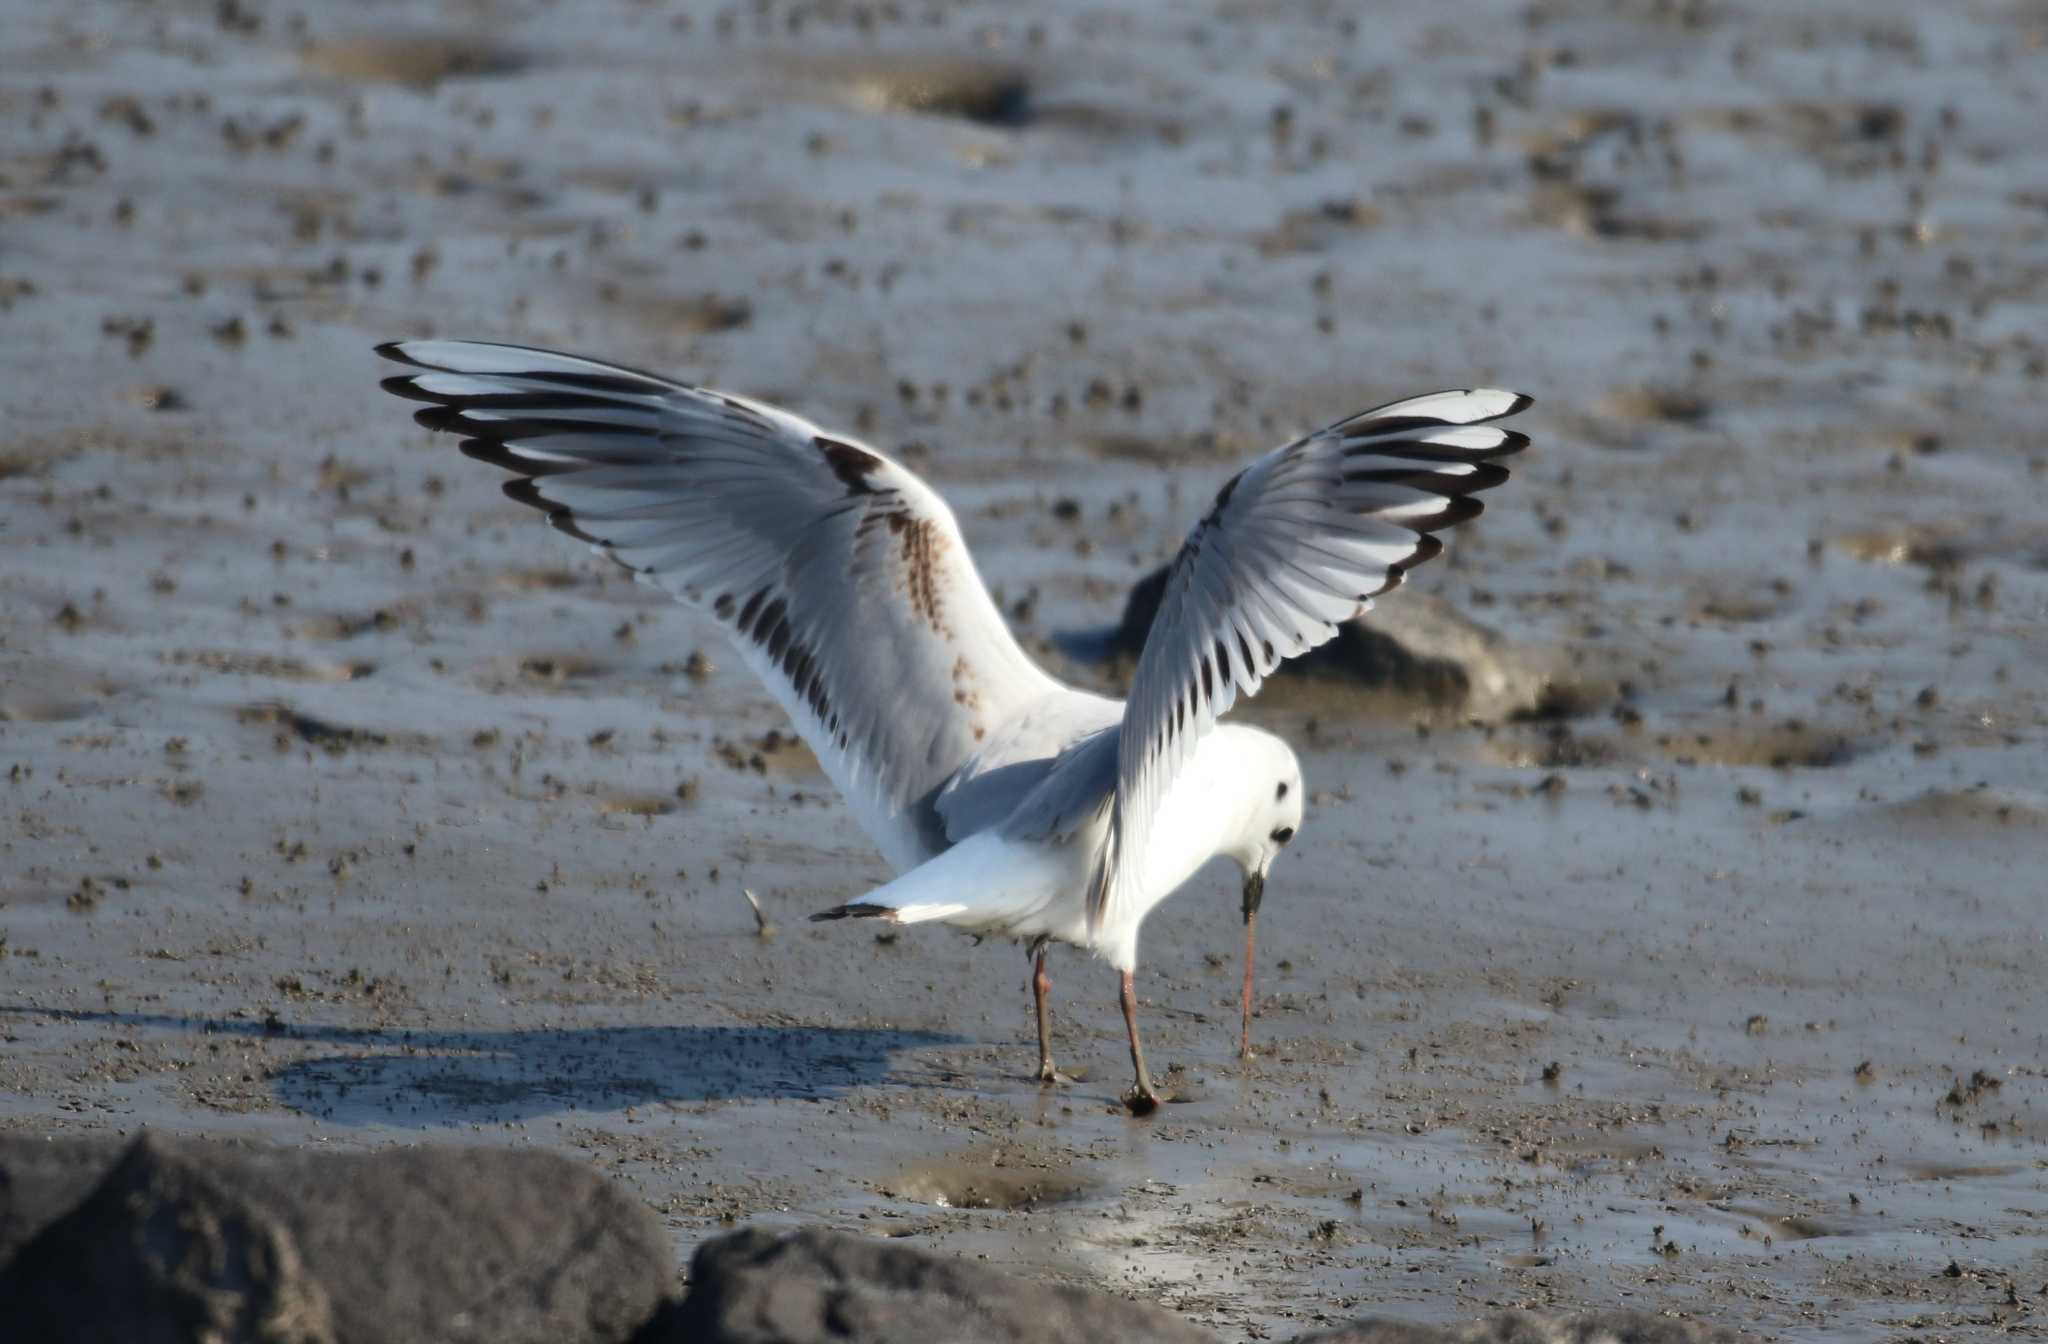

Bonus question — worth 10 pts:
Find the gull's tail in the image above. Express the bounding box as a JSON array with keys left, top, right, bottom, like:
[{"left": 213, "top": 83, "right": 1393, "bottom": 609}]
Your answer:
[
  {"left": 810, "top": 901, "right": 906, "bottom": 922},
  {"left": 809, "top": 831, "right": 1071, "bottom": 930}
]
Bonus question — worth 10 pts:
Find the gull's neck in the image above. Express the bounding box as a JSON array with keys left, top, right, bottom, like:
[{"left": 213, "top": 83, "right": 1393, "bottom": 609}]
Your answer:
[{"left": 1138, "top": 723, "right": 1279, "bottom": 899}]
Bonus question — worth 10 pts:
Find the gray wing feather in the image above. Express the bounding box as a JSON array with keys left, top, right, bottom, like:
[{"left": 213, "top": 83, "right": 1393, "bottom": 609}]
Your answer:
[
  {"left": 997, "top": 726, "right": 1118, "bottom": 844},
  {"left": 929, "top": 758, "right": 1057, "bottom": 839},
  {"left": 1096, "top": 388, "right": 1533, "bottom": 930},
  {"left": 379, "top": 339, "right": 1059, "bottom": 871}
]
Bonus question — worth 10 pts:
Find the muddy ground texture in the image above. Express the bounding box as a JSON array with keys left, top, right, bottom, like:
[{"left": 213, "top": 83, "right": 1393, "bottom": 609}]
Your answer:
[
  {"left": 0, "top": 1132, "right": 1740, "bottom": 1344},
  {"left": 3, "top": 1, "right": 2046, "bottom": 1340}
]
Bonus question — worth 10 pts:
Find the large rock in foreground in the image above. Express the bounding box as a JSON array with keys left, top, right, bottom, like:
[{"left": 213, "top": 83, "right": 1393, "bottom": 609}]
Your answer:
[
  {"left": 0, "top": 1131, "right": 131, "bottom": 1267},
  {"left": 0, "top": 1132, "right": 671, "bottom": 1344},
  {"left": 671, "top": 1225, "right": 1216, "bottom": 1344}
]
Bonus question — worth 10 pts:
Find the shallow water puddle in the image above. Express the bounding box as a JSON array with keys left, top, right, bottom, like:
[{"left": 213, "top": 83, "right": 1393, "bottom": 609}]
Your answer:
[{"left": 886, "top": 1157, "right": 1098, "bottom": 1210}]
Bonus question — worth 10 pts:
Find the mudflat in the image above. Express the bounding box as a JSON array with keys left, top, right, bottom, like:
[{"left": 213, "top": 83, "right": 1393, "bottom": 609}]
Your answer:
[{"left": 3, "top": 2, "right": 2044, "bottom": 1339}]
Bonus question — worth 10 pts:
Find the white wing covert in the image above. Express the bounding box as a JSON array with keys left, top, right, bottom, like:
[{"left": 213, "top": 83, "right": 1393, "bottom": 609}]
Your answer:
[
  {"left": 1097, "top": 388, "right": 1533, "bottom": 930},
  {"left": 378, "top": 339, "right": 1059, "bottom": 869}
]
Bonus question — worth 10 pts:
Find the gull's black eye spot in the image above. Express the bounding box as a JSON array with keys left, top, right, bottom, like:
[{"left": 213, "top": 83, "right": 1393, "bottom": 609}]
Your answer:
[{"left": 1270, "top": 826, "right": 1295, "bottom": 845}]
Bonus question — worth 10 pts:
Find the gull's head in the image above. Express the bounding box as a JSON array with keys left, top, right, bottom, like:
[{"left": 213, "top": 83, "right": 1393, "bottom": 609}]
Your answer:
[
  {"left": 1227, "top": 731, "right": 1302, "bottom": 1060},
  {"left": 1227, "top": 733, "right": 1305, "bottom": 920}
]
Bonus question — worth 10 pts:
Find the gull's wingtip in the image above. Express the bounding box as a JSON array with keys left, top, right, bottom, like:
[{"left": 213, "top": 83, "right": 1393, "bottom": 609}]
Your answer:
[
  {"left": 1358, "top": 386, "right": 1536, "bottom": 427},
  {"left": 1462, "top": 387, "right": 1534, "bottom": 420}
]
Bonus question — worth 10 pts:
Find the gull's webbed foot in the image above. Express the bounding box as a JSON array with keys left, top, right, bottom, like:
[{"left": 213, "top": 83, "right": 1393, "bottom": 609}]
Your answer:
[
  {"left": 1037, "top": 1058, "right": 1067, "bottom": 1086},
  {"left": 1121, "top": 1081, "right": 1170, "bottom": 1115}
]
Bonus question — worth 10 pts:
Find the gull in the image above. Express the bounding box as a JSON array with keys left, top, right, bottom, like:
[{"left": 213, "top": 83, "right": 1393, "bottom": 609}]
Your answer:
[{"left": 377, "top": 340, "right": 1529, "bottom": 1111}]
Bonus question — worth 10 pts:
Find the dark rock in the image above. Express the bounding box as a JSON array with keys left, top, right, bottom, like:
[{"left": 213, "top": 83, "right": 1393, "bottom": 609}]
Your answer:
[
  {"left": 1285, "top": 1323, "right": 1453, "bottom": 1344},
  {"left": 0, "top": 1131, "right": 127, "bottom": 1265},
  {"left": 670, "top": 1225, "right": 1215, "bottom": 1344},
  {"left": 1112, "top": 566, "right": 1467, "bottom": 706},
  {"left": 1111, "top": 565, "right": 1603, "bottom": 720},
  {"left": 0, "top": 1132, "right": 671, "bottom": 1344},
  {"left": 0, "top": 1132, "right": 334, "bottom": 1343},
  {"left": 1285, "top": 1311, "right": 1746, "bottom": 1344}
]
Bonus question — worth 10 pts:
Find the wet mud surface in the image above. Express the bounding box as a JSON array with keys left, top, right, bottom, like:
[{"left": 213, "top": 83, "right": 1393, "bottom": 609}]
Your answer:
[{"left": 3, "top": 1, "right": 2046, "bottom": 1339}]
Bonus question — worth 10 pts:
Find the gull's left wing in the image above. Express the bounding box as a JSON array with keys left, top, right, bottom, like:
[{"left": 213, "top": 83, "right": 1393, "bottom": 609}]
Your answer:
[{"left": 376, "top": 339, "right": 1063, "bottom": 871}]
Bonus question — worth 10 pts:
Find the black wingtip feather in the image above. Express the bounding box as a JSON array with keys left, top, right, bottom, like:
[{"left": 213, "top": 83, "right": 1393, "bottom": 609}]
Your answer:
[
  {"left": 499, "top": 478, "right": 604, "bottom": 544},
  {"left": 1360, "top": 534, "right": 1448, "bottom": 600},
  {"left": 385, "top": 376, "right": 629, "bottom": 414},
  {"left": 455, "top": 439, "right": 578, "bottom": 478},
  {"left": 1344, "top": 462, "right": 1513, "bottom": 495},
  {"left": 1422, "top": 495, "right": 1487, "bottom": 530},
  {"left": 1398, "top": 533, "right": 1445, "bottom": 571},
  {"left": 1463, "top": 462, "right": 1514, "bottom": 492},
  {"left": 500, "top": 477, "right": 546, "bottom": 510},
  {"left": 381, "top": 374, "right": 433, "bottom": 402}
]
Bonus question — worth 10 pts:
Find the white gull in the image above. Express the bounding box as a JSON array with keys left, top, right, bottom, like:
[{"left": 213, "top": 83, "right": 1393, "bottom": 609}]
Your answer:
[{"left": 377, "top": 340, "right": 1530, "bottom": 1110}]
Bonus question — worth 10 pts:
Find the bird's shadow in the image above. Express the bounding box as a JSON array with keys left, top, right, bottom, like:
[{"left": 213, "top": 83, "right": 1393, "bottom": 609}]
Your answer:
[{"left": 3, "top": 1007, "right": 962, "bottom": 1128}]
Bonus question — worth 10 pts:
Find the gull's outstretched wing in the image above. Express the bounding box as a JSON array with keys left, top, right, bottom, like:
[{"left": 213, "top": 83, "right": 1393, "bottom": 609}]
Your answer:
[
  {"left": 1096, "top": 388, "right": 1533, "bottom": 929},
  {"left": 377, "top": 339, "right": 1061, "bottom": 869}
]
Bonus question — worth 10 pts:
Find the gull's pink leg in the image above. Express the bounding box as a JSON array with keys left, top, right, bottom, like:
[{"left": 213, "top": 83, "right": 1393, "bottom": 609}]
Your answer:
[
  {"left": 1033, "top": 944, "right": 1059, "bottom": 1084},
  {"left": 1239, "top": 906, "right": 1258, "bottom": 1060},
  {"left": 1120, "top": 970, "right": 1166, "bottom": 1113}
]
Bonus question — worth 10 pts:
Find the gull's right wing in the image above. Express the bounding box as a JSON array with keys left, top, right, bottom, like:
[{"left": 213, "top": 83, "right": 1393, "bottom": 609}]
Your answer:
[{"left": 1096, "top": 388, "right": 1532, "bottom": 929}]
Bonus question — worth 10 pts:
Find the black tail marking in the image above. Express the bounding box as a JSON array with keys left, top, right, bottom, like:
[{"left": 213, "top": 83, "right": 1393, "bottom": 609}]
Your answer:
[{"left": 809, "top": 902, "right": 896, "bottom": 923}]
